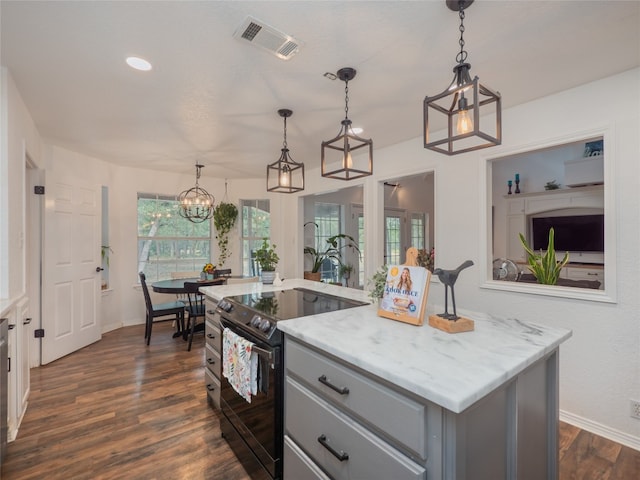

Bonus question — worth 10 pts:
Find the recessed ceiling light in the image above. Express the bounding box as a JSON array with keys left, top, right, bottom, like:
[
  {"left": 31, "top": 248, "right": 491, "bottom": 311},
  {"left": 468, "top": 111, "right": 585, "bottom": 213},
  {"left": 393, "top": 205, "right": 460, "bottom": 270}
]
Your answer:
[{"left": 126, "top": 56, "right": 152, "bottom": 71}]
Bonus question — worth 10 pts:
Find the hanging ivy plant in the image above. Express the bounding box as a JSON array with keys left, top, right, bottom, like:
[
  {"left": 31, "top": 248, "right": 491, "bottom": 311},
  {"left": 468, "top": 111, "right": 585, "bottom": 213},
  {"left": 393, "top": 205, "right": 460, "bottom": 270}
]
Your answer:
[{"left": 213, "top": 202, "right": 238, "bottom": 267}]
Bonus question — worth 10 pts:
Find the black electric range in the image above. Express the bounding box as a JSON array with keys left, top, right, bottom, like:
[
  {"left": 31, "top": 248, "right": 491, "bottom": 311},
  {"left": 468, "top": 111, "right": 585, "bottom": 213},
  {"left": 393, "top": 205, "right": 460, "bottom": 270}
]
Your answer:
[{"left": 216, "top": 287, "right": 369, "bottom": 347}]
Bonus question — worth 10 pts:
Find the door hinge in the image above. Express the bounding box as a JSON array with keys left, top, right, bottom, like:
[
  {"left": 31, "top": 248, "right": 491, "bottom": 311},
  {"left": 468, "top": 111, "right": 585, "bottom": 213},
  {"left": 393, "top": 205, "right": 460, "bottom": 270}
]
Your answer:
[
  {"left": 34, "top": 185, "right": 45, "bottom": 195},
  {"left": 34, "top": 328, "right": 45, "bottom": 338}
]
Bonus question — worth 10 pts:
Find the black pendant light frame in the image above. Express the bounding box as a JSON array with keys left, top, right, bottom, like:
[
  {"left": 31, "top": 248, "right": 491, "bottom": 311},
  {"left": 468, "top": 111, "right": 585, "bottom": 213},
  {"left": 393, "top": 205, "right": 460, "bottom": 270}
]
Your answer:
[
  {"left": 424, "top": 0, "right": 501, "bottom": 156},
  {"left": 321, "top": 67, "right": 373, "bottom": 180},
  {"left": 177, "top": 164, "right": 215, "bottom": 223},
  {"left": 267, "top": 109, "right": 305, "bottom": 193}
]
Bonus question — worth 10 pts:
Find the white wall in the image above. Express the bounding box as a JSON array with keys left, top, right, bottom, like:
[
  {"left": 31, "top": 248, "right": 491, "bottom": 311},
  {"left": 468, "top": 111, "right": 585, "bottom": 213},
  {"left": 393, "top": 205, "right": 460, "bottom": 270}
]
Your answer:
[
  {"left": 362, "top": 69, "right": 638, "bottom": 448},
  {"left": 4, "top": 64, "right": 639, "bottom": 449},
  {"left": 0, "top": 69, "right": 42, "bottom": 300}
]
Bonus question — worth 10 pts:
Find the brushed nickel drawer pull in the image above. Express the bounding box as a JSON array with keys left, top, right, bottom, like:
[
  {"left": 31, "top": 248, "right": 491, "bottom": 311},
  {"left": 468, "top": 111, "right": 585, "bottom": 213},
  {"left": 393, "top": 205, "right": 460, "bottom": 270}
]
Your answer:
[
  {"left": 206, "top": 333, "right": 216, "bottom": 339},
  {"left": 207, "top": 358, "right": 216, "bottom": 365},
  {"left": 206, "top": 383, "right": 216, "bottom": 392},
  {"left": 317, "top": 434, "right": 349, "bottom": 461},
  {"left": 318, "top": 374, "right": 349, "bottom": 395}
]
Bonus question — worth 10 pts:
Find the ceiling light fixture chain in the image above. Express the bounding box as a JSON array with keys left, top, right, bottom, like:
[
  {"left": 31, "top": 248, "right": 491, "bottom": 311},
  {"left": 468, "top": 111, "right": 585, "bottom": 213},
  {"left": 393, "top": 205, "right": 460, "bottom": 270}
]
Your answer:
[
  {"left": 456, "top": 2, "right": 468, "bottom": 64},
  {"left": 344, "top": 78, "right": 350, "bottom": 122},
  {"left": 282, "top": 114, "right": 288, "bottom": 149}
]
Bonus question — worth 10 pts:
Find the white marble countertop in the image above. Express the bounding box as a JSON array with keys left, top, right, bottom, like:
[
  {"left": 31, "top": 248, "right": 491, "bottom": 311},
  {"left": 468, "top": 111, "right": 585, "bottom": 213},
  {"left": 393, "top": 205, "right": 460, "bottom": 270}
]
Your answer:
[{"left": 200, "top": 279, "right": 572, "bottom": 413}]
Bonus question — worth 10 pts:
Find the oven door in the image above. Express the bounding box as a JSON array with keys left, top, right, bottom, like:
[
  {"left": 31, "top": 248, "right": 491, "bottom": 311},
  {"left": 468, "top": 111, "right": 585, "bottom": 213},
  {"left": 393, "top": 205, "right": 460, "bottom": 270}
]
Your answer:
[{"left": 219, "top": 316, "right": 283, "bottom": 480}]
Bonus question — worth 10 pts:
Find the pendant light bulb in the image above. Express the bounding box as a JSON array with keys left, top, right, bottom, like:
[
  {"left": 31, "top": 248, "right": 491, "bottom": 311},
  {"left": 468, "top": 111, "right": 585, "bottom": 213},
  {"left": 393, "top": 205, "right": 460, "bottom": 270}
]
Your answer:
[
  {"left": 456, "top": 95, "right": 473, "bottom": 134},
  {"left": 457, "top": 109, "right": 473, "bottom": 134},
  {"left": 343, "top": 141, "right": 353, "bottom": 169},
  {"left": 280, "top": 164, "right": 291, "bottom": 187}
]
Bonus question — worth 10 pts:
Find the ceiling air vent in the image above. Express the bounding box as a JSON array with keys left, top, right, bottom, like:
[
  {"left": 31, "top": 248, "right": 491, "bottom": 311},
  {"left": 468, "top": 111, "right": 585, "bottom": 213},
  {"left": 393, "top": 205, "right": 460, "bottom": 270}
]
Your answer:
[{"left": 233, "top": 16, "right": 302, "bottom": 60}]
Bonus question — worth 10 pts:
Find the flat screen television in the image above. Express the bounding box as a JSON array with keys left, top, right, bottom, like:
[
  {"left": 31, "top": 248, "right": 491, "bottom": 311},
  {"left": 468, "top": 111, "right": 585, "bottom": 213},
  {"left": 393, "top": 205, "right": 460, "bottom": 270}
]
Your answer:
[{"left": 531, "top": 214, "right": 604, "bottom": 252}]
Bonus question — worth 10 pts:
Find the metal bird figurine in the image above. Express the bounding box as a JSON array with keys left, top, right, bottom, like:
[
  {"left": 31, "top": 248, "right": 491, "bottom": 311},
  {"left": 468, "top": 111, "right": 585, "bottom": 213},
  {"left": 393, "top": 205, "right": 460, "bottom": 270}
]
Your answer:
[{"left": 433, "top": 260, "right": 474, "bottom": 321}]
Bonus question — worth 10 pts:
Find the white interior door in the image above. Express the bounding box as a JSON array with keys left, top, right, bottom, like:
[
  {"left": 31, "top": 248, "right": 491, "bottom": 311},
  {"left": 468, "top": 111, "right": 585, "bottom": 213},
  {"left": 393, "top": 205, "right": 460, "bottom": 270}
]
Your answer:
[{"left": 42, "top": 173, "right": 101, "bottom": 364}]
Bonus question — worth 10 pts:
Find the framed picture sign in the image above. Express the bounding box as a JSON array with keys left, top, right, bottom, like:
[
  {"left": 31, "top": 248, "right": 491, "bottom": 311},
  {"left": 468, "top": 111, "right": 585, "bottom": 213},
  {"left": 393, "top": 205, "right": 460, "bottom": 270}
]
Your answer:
[{"left": 377, "top": 265, "right": 431, "bottom": 326}]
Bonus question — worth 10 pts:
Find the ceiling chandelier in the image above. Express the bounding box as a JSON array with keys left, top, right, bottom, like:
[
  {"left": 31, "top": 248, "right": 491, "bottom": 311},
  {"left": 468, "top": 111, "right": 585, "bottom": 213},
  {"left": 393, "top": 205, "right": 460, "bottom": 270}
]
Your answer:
[
  {"left": 321, "top": 67, "right": 373, "bottom": 180},
  {"left": 267, "top": 109, "right": 305, "bottom": 193},
  {"left": 177, "top": 164, "right": 215, "bottom": 223},
  {"left": 423, "top": 0, "right": 501, "bottom": 155}
]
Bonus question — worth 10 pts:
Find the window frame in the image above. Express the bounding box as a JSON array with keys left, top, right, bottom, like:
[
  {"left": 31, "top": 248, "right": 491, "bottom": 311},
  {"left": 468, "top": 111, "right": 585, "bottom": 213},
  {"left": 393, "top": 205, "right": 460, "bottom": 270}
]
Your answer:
[
  {"left": 136, "top": 192, "right": 212, "bottom": 282},
  {"left": 240, "top": 199, "right": 271, "bottom": 276},
  {"left": 480, "top": 127, "right": 617, "bottom": 303}
]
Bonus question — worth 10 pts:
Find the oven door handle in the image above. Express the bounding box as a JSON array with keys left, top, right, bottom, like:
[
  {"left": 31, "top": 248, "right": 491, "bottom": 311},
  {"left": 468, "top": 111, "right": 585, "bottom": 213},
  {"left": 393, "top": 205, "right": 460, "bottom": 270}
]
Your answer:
[
  {"left": 219, "top": 320, "right": 276, "bottom": 369},
  {"left": 251, "top": 344, "right": 274, "bottom": 367}
]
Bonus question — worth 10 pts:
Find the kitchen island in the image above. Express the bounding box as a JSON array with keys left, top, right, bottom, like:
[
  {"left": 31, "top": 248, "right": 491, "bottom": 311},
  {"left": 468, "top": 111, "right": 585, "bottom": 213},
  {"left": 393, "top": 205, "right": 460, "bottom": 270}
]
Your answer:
[{"left": 200, "top": 279, "right": 572, "bottom": 480}]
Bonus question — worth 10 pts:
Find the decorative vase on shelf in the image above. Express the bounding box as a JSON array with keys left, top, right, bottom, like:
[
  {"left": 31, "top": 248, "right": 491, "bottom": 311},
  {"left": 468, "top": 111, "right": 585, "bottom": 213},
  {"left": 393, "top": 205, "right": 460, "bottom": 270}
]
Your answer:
[
  {"left": 261, "top": 270, "right": 276, "bottom": 285},
  {"left": 200, "top": 271, "right": 206, "bottom": 280}
]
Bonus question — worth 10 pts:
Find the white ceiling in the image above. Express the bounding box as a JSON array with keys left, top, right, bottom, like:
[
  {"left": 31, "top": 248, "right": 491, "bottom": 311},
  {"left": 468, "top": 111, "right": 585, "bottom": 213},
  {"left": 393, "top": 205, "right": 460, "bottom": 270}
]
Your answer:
[{"left": 1, "top": 1, "right": 638, "bottom": 179}]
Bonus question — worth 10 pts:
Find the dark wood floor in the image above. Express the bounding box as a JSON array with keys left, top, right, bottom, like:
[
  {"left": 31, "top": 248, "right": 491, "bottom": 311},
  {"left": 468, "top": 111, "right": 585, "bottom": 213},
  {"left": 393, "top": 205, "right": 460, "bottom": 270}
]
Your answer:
[{"left": 2, "top": 323, "right": 639, "bottom": 479}]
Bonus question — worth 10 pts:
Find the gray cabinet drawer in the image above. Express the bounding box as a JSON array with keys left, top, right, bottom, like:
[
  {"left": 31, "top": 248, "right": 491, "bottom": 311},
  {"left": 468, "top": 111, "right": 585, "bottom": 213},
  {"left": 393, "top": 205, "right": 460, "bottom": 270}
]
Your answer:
[
  {"left": 205, "top": 367, "right": 221, "bottom": 409},
  {"left": 286, "top": 339, "right": 427, "bottom": 458},
  {"left": 284, "top": 435, "right": 331, "bottom": 480},
  {"left": 205, "top": 299, "right": 218, "bottom": 322},
  {"left": 205, "top": 343, "right": 221, "bottom": 380},
  {"left": 286, "top": 377, "right": 426, "bottom": 480},
  {"left": 205, "top": 320, "right": 222, "bottom": 354}
]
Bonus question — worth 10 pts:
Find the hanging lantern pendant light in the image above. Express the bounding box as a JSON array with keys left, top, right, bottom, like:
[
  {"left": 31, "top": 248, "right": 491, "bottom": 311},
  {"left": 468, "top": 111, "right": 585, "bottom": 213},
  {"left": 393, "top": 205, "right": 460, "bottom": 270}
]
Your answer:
[
  {"left": 177, "top": 164, "right": 215, "bottom": 223},
  {"left": 424, "top": 0, "right": 501, "bottom": 155},
  {"left": 267, "top": 109, "right": 305, "bottom": 193},
  {"left": 321, "top": 67, "right": 373, "bottom": 180}
]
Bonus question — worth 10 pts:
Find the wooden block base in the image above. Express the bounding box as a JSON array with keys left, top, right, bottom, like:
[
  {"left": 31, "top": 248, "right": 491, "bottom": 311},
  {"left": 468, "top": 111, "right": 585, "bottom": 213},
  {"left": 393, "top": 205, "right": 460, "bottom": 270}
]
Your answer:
[{"left": 428, "top": 314, "right": 475, "bottom": 333}]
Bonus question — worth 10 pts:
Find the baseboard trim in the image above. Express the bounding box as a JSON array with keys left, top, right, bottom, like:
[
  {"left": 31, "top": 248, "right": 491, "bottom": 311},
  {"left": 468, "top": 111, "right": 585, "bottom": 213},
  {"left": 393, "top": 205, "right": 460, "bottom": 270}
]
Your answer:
[{"left": 560, "top": 410, "right": 640, "bottom": 451}]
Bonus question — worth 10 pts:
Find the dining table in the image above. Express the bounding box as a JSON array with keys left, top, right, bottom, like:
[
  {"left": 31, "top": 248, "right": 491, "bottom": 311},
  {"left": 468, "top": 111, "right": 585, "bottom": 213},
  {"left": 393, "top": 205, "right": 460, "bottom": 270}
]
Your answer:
[
  {"left": 150, "top": 277, "right": 226, "bottom": 294},
  {"left": 151, "top": 277, "right": 226, "bottom": 339}
]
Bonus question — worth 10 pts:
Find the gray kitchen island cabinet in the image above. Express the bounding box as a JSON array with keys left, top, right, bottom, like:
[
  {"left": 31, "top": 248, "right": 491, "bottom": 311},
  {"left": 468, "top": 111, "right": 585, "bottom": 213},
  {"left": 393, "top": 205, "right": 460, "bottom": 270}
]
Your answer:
[{"left": 278, "top": 305, "right": 571, "bottom": 480}]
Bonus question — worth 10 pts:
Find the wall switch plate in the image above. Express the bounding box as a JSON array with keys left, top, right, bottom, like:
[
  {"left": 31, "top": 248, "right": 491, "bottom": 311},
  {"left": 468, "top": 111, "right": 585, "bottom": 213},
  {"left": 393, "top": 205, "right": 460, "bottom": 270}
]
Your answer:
[{"left": 631, "top": 399, "right": 640, "bottom": 419}]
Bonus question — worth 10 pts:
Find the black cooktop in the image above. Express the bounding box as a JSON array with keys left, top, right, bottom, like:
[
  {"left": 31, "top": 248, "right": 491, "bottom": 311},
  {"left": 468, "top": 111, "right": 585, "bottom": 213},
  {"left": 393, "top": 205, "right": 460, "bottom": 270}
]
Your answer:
[{"left": 226, "top": 287, "right": 368, "bottom": 321}]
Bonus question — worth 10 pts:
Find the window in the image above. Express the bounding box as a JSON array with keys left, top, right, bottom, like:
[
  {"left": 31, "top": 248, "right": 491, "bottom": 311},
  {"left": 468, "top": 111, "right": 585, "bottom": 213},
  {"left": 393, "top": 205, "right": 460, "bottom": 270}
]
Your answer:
[
  {"left": 315, "top": 203, "right": 341, "bottom": 282},
  {"left": 137, "top": 193, "right": 211, "bottom": 282},
  {"left": 356, "top": 208, "right": 365, "bottom": 287},
  {"left": 385, "top": 212, "right": 402, "bottom": 265},
  {"left": 410, "top": 213, "right": 425, "bottom": 250},
  {"left": 241, "top": 200, "right": 270, "bottom": 276}
]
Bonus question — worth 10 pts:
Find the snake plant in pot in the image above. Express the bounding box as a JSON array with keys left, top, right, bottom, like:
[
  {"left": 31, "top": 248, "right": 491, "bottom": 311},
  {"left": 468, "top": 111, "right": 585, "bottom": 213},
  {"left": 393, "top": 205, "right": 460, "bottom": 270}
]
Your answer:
[{"left": 518, "top": 227, "right": 569, "bottom": 285}]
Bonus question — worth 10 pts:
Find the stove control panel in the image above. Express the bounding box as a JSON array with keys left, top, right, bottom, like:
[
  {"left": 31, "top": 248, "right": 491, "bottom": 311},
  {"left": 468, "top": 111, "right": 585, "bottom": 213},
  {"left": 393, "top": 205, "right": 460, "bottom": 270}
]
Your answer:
[
  {"left": 250, "top": 315, "right": 272, "bottom": 333},
  {"left": 217, "top": 299, "right": 233, "bottom": 313},
  {"left": 217, "top": 299, "right": 279, "bottom": 342}
]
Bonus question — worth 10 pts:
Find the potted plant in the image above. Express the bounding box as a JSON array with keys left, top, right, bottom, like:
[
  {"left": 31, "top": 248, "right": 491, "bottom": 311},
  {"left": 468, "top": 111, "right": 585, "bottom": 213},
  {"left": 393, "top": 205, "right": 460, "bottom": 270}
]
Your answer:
[
  {"left": 255, "top": 238, "right": 279, "bottom": 284},
  {"left": 303, "top": 232, "right": 360, "bottom": 282},
  {"left": 338, "top": 263, "right": 354, "bottom": 287},
  {"left": 367, "top": 264, "right": 389, "bottom": 302},
  {"left": 416, "top": 247, "right": 435, "bottom": 272},
  {"left": 518, "top": 228, "right": 569, "bottom": 285},
  {"left": 100, "top": 246, "right": 113, "bottom": 290},
  {"left": 213, "top": 202, "right": 238, "bottom": 268}
]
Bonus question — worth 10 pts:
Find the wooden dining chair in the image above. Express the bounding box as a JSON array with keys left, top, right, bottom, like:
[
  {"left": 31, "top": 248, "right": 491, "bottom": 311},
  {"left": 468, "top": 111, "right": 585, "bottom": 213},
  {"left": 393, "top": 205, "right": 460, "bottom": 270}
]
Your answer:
[
  {"left": 139, "top": 272, "right": 186, "bottom": 345},
  {"left": 183, "top": 281, "right": 207, "bottom": 351},
  {"left": 213, "top": 269, "right": 232, "bottom": 281}
]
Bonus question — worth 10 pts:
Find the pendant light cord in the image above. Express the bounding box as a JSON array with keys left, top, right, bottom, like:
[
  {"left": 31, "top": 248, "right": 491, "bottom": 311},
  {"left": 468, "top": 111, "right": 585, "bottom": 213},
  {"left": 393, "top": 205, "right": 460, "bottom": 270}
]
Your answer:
[{"left": 222, "top": 180, "right": 229, "bottom": 203}]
